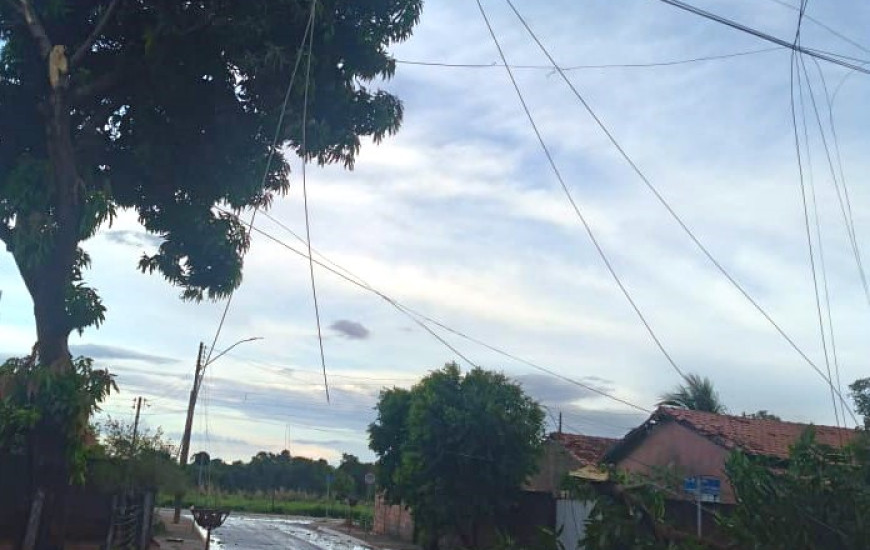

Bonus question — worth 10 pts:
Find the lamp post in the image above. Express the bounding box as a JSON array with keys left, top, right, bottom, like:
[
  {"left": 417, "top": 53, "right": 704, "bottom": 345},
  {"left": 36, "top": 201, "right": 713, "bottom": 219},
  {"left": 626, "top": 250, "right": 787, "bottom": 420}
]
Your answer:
[{"left": 173, "top": 337, "right": 262, "bottom": 523}]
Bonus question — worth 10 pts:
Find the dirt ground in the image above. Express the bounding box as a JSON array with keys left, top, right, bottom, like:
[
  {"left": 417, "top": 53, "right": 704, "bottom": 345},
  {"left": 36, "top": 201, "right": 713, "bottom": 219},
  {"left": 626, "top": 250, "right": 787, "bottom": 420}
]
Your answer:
[{"left": 151, "top": 510, "right": 204, "bottom": 550}]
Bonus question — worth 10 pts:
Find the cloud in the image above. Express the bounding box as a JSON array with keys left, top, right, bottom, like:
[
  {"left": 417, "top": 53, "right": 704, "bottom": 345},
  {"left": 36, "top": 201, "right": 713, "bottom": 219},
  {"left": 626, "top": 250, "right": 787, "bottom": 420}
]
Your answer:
[
  {"left": 103, "top": 229, "right": 162, "bottom": 248},
  {"left": 329, "top": 320, "right": 371, "bottom": 340},
  {"left": 70, "top": 344, "right": 178, "bottom": 365},
  {"left": 513, "top": 373, "right": 613, "bottom": 405}
]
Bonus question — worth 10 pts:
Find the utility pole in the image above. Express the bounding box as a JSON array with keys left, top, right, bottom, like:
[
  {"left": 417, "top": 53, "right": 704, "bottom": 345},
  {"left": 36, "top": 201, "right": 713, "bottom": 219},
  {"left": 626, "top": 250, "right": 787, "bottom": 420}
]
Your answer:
[
  {"left": 174, "top": 342, "right": 205, "bottom": 524},
  {"left": 557, "top": 411, "right": 562, "bottom": 434},
  {"left": 131, "top": 397, "right": 144, "bottom": 455}
]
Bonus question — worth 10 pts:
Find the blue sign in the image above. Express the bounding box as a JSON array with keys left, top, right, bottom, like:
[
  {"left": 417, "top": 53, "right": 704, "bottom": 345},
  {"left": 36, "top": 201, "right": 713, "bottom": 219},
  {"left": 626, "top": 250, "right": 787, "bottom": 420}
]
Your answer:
[{"left": 683, "top": 476, "right": 721, "bottom": 497}]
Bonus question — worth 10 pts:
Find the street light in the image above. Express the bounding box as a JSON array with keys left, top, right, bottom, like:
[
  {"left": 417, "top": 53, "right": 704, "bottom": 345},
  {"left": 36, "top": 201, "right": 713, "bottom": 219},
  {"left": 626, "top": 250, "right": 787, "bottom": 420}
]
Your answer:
[{"left": 173, "top": 337, "right": 262, "bottom": 524}]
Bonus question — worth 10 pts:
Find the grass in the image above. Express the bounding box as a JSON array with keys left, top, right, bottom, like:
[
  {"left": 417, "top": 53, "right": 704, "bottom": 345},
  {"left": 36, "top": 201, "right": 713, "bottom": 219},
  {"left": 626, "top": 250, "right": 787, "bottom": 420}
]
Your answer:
[{"left": 157, "top": 492, "right": 374, "bottom": 524}]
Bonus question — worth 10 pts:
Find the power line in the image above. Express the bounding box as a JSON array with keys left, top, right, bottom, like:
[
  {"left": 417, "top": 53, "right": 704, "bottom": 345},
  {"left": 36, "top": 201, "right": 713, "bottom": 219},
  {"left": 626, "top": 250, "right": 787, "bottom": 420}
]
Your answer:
[
  {"left": 765, "top": 0, "right": 870, "bottom": 55},
  {"left": 474, "top": 0, "right": 688, "bottom": 382},
  {"left": 652, "top": 0, "right": 870, "bottom": 75},
  {"left": 790, "top": 35, "right": 841, "bottom": 430},
  {"left": 203, "top": 0, "right": 317, "bottom": 367},
  {"left": 299, "top": 0, "right": 330, "bottom": 403},
  {"left": 501, "top": 0, "right": 859, "bottom": 425},
  {"left": 394, "top": 47, "right": 780, "bottom": 71},
  {"left": 217, "top": 206, "right": 651, "bottom": 414}
]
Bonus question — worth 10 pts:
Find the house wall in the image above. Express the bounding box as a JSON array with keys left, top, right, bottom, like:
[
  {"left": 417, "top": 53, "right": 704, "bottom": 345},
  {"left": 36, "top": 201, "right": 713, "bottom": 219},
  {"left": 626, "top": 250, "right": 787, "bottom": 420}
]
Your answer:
[
  {"left": 524, "top": 439, "right": 581, "bottom": 494},
  {"left": 615, "top": 421, "right": 735, "bottom": 504},
  {"left": 373, "top": 494, "right": 414, "bottom": 542}
]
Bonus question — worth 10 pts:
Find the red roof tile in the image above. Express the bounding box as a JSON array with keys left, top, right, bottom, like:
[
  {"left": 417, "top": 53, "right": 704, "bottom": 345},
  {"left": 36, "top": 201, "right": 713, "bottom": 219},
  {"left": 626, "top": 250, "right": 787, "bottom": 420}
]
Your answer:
[
  {"left": 658, "top": 407, "right": 858, "bottom": 460},
  {"left": 551, "top": 432, "right": 619, "bottom": 466}
]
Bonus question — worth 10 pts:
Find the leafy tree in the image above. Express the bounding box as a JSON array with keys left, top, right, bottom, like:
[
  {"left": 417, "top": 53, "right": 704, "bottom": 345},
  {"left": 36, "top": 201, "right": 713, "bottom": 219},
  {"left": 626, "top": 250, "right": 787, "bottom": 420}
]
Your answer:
[
  {"left": 1, "top": 2, "right": 420, "bottom": 545},
  {"left": 849, "top": 378, "right": 870, "bottom": 429},
  {"left": 368, "top": 363, "right": 546, "bottom": 550},
  {"left": 87, "top": 417, "right": 186, "bottom": 493},
  {"left": 658, "top": 374, "right": 726, "bottom": 414},
  {"left": 723, "top": 429, "right": 870, "bottom": 549},
  {"left": 742, "top": 410, "right": 781, "bottom": 421},
  {"left": 0, "top": 0, "right": 422, "bottom": 368},
  {"left": 331, "top": 469, "right": 356, "bottom": 501},
  {"left": 337, "top": 453, "right": 374, "bottom": 498}
]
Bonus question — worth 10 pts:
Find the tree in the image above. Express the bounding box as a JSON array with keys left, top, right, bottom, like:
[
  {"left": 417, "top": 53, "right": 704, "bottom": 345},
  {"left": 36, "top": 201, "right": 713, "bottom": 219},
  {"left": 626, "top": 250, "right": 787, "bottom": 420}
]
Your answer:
[
  {"left": 1, "top": 0, "right": 422, "bottom": 369},
  {"left": 658, "top": 373, "right": 726, "bottom": 413},
  {"left": 87, "top": 417, "right": 186, "bottom": 493},
  {"left": 368, "top": 363, "right": 546, "bottom": 550},
  {"left": 1, "top": 2, "right": 421, "bottom": 546},
  {"left": 337, "top": 453, "right": 374, "bottom": 499},
  {"left": 849, "top": 378, "right": 870, "bottom": 429},
  {"left": 743, "top": 410, "right": 781, "bottom": 421}
]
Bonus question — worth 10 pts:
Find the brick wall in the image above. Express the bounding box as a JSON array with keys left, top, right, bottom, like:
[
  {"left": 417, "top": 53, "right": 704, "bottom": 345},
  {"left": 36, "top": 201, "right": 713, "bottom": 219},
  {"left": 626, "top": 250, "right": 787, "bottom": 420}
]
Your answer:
[{"left": 373, "top": 494, "right": 414, "bottom": 542}]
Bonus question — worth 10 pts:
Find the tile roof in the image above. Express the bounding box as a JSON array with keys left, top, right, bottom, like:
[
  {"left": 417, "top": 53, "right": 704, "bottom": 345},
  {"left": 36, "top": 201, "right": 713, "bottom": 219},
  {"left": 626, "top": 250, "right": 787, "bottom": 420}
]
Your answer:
[
  {"left": 656, "top": 407, "right": 859, "bottom": 460},
  {"left": 551, "top": 432, "right": 619, "bottom": 466}
]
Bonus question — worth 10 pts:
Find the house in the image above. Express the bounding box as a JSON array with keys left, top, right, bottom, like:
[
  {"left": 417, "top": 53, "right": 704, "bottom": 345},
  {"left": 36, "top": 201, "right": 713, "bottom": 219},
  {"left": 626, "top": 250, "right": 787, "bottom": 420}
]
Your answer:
[{"left": 605, "top": 406, "right": 859, "bottom": 505}]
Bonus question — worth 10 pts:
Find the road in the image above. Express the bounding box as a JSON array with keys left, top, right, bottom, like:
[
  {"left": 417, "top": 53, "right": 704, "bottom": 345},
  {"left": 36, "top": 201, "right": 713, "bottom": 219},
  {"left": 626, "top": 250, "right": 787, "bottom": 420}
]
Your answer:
[{"left": 207, "top": 515, "right": 370, "bottom": 550}]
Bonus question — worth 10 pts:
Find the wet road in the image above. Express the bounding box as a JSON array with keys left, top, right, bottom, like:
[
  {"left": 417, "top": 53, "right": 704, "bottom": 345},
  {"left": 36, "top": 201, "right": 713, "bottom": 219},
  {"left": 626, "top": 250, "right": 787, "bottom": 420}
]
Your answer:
[{"left": 208, "top": 515, "right": 369, "bottom": 550}]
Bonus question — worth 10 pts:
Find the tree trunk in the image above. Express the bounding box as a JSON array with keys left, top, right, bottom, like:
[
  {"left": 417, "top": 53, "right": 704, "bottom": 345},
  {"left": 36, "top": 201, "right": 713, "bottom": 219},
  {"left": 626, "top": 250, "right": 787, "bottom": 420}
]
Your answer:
[{"left": 18, "top": 71, "right": 82, "bottom": 550}]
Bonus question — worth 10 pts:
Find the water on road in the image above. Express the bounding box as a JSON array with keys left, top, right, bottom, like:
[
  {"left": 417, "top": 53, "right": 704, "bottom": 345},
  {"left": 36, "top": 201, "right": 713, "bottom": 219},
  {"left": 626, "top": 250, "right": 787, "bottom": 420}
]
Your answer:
[{"left": 207, "top": 515, "right": 371, "bottom": 550}]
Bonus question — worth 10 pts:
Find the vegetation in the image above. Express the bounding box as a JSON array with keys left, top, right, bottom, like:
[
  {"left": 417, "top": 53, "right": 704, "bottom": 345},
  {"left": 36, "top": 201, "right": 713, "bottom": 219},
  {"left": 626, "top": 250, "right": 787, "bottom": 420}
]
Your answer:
[
  {"left": 1, "top": 1, "right": 421, "bottom": 545},
  {"left": 658, "top": 373, "right": 726, "bottom": 413},
  {"left": 849, "top": 377, "right": 870, "bottom": 428},
  {"left": 158, "top": 491, "right": 373, "bottom": 524},
  {"left": 197, "top": 450, "right": 373, "bottom": 500},
  {"left": 369, "top": 363, "right": 546, "bottom": 550},
  {"left": 577, "top": 385, "right": 870, "bottom": 550},
  {"left": 86, "top": 417, "right": 186, "bottom": 493},
  {"left": 742, "top": 410, "right": 781, "bottom": 421}
]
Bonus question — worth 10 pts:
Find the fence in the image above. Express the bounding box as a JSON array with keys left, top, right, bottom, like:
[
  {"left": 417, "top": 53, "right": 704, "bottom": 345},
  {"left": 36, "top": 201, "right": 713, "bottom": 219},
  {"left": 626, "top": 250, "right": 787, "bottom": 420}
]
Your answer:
[{"left": 0, "top": 455, "right": 155, "bottom": 550}]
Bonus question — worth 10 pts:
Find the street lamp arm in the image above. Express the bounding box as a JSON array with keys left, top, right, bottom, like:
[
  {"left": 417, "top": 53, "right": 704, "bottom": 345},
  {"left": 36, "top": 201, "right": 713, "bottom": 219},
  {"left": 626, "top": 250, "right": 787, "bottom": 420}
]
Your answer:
[{"left": 203, "top": 336, "right": 263, "bottom": 369}]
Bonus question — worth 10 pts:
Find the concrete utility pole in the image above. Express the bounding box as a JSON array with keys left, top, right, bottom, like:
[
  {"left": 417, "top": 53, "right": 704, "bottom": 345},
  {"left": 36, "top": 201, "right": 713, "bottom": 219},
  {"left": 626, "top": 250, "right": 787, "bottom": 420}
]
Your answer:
[
  {"left": 131, "top": 396, "right": 144, "bottom": 455},
  {"left": 174, "top": 342, "right": 205, "bottom": 523}
]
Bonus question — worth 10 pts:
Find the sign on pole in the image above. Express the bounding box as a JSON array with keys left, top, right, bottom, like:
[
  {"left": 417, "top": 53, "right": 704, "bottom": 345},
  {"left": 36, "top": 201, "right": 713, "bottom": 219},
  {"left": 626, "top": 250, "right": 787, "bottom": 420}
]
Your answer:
[{"left": 364, "top": 472, "right": 376, "bottom": 485}]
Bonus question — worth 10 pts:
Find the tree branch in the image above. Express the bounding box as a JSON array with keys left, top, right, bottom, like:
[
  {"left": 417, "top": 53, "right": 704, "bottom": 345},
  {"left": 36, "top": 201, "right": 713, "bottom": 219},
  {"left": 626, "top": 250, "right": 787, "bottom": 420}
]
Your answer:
[
  {"left": 0, "top": 223, "right": 13, "bottom": 252},
  {"left": 71, "top": 0, "right": 121, "bottom": 68},
  {"left": 15, "top": 0, "right": 52, "bottom": 59},
  {"left": 72, "top": 68, "right": 124, "bottom": 101}
]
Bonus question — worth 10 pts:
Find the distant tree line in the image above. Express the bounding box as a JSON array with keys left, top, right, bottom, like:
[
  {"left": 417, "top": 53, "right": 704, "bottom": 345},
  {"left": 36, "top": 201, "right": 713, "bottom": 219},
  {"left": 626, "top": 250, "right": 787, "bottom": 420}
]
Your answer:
[{"left": 191, "top": 450, "right": 374, "bottom": 500}]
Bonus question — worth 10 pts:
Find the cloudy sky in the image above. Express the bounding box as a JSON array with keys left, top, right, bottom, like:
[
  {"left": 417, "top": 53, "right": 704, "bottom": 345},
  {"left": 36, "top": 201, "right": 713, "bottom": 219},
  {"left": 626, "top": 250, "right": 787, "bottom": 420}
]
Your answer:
[{"left": 3, "top": 0, "right": 870, "bottom": 463}]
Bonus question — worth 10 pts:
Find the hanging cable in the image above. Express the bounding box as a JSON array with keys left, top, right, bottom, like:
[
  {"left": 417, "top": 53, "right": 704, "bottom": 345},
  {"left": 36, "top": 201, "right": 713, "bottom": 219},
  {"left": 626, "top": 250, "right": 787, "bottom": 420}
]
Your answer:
[
  {"left": 652, "top": 0, "right": 870, "bottom": 74},
  {"left": 203, "top": 0, "right": 317, "bottom": 367},
  {"left": 501, "top": 0, "right": 858, "bottom": 425},
  {"left": 298, "top": 0, "right": 330, "bottom": 403},
  {"left": 395, "top": 47, "right": 779, "bottom": 71},
  {"left": 474, "top": 0, "right": 687, "bottom": 382},
  {"left": 218, "top": 206, "right": 649, "bottom": 413},
  {"left": 791, "top": 46, "right": 840, "bottom": 429}
]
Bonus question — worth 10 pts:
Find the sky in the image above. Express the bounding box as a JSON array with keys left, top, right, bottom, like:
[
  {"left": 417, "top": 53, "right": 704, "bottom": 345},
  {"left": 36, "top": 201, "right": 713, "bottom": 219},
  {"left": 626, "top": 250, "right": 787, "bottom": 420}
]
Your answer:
[{"left": 3, "top": 0, "right": 870, "bottom": 464}]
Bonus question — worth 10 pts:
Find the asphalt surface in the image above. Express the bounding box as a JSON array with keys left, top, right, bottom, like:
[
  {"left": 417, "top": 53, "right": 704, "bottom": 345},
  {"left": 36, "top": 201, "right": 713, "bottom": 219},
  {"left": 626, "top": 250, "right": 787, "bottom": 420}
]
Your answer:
[{"left": 209, "top": 515, "right": 369, "bottom": 550}]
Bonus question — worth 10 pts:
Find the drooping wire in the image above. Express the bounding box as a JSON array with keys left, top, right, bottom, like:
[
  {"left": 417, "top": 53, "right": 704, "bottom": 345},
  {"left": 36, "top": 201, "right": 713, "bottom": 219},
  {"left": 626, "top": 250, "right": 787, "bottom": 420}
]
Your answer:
[
  {"left": 798, "top": 58, "right": 870, "bottom": 308},
  {"left": 790, "top": 49, "right": 840, "bottom": 429},
  {"left": 501, "top": 0, "right": 858, "bottom": 424},
  {"left": 203, "top": 1, "right": 317, "bottom": 367},
  {"left": 474, "top": 0, "right": 687, "bottom": 382},
  {"left": 218, "top": 206, "right": 648, "bottom": 413},
  {"left": 394, "top": 47, "right": 779, "bottom": 71},
  {"left": 298, "top": 0, "right": 330, "bottom": 403}
]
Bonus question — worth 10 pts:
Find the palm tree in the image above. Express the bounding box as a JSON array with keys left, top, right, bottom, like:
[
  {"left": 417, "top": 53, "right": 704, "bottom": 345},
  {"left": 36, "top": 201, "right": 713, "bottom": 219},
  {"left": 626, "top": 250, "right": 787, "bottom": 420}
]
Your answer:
[{"left": 658, "top": 373, "right": 726, "bottom": 413}]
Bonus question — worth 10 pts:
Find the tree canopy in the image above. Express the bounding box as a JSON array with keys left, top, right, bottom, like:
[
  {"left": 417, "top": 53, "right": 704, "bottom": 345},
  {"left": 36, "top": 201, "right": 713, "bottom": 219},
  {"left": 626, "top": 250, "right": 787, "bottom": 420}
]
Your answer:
[
  {"left": 368, "top": 363, "right": 546, "bottom": 550},
  {"left": 850, "top": 377, "right": 870, "bottom": 429},
  {"left": 0, "top": 0, "right": 422, "bottom": 366},
  {"left": 658, "top": 373, "right": 726, "bottom": 413}
]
